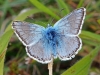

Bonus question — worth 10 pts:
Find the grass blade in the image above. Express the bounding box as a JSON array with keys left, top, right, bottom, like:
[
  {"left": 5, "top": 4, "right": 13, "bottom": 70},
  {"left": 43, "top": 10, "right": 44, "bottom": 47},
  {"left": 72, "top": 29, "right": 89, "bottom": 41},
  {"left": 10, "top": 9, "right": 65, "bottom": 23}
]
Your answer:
[
  {"left": 0, "top": 57, "right": 5, "bottom": 75},
  {"left": 29, "top": 0, "right": 60, "bottom": 20},
  {"left": 5, "top": 8, "right": 42, "bottom": 32},
  {"left": 0, "top": 8, "right": 43, "bottom": 75},
  {"left": 61, "top": 45, "right": 100, "bottom": 75},
  {"left": 80, "top": 30, "right": 100, "bottom": 42},
  {"left": 0, "top": 29, "right": 13, "bottom": 75},
  {"left": 77, "top": 0, "right": 84, "bottom": 8},
  {"left": 56, "top": 0, "right": 69, "bottom": 15}
]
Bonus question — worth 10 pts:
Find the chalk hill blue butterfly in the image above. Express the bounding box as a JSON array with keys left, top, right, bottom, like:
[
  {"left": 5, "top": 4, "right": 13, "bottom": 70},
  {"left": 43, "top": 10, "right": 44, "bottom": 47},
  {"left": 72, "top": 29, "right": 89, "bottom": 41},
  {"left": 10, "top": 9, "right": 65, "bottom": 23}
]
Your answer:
[{"left": 12, "top": 7, "right": 86, "bottom": 64}]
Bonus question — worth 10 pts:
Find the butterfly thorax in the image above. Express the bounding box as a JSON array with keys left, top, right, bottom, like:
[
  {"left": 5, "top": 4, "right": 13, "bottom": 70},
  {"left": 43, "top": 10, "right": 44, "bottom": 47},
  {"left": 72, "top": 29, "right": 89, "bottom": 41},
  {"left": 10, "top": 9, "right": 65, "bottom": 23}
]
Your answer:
[
  {"left": 44, "top": 26, "right": 58, "bottom": 43},
  {"left": 43, "top": 26, "right": 59, "bottom": 56}
]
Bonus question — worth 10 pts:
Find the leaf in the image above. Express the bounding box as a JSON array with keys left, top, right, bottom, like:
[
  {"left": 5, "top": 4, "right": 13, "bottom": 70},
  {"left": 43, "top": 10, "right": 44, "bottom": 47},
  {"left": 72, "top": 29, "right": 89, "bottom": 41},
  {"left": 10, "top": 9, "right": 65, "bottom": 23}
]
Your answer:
[
  {"left": 29, "top": 0, "right": 60, "bottom": 20},
  {"left": 61, "top": 46, "right": 100, "bottom": 75}
]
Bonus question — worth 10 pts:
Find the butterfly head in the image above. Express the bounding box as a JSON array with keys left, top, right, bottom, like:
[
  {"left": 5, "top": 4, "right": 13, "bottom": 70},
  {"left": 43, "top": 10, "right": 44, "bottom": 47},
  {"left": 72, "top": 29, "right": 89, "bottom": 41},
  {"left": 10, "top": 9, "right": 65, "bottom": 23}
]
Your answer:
[{"left": 47, "top": 24, "right": 52, "bottom": 27}]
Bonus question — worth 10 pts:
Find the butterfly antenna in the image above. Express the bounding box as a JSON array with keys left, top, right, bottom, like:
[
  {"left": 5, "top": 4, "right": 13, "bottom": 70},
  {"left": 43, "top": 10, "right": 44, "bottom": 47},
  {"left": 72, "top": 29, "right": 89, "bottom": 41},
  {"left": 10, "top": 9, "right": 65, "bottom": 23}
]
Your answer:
[
  {"left": 49, "top": 18, "right": 54, "bottom": 26},
  {"left": 27, "top": 16, "right": 46, "bottom": 27},
  {"left": 49, "top": 8, "right": 65, "bottom": 26}
]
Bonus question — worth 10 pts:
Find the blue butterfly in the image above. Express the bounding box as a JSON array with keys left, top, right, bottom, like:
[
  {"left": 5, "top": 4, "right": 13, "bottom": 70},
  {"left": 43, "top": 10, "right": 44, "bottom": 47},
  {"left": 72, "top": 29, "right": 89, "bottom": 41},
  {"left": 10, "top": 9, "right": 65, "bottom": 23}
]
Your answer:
[{"left": 12, "top": 7, "right": 86, "bottom": 64}]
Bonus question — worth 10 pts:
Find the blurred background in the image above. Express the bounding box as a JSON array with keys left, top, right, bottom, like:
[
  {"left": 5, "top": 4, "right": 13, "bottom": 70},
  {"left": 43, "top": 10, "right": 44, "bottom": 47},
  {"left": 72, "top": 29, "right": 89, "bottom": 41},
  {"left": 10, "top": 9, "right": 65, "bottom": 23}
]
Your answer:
[{"left": 0, "top": 0, "right": 100, "bottom": 75}]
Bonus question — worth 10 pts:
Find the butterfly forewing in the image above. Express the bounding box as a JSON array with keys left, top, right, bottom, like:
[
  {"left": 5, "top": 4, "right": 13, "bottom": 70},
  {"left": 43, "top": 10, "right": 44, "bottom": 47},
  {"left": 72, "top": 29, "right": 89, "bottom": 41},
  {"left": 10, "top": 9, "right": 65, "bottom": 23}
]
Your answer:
[
  {"left": 12, "top": 21, "right": 44, "bottom": 46},
  {"left": 54, "top": 7, "right": 86, "bottom": 36}
]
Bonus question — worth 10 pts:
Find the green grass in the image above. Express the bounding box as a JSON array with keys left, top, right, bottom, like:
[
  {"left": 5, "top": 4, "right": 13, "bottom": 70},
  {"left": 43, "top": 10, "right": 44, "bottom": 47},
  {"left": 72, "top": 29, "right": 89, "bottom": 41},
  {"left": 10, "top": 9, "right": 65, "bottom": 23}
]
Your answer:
[{"left": 0, "top": 0, "right": 100, "bottom": 75}]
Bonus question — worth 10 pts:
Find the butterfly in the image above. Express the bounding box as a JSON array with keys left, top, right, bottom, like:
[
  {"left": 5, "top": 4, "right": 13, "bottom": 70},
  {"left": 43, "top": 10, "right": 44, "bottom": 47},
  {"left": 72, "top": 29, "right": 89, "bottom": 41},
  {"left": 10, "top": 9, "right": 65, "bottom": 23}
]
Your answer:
[{"left": 12, "top": 7, "right": 86, "bottom": 64}]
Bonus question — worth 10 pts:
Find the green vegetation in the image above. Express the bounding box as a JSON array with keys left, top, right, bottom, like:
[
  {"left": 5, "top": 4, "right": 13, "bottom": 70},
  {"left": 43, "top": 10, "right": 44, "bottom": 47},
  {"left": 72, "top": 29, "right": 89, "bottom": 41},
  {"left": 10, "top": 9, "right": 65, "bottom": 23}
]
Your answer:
[{"left": 0, "top": 0, "right": 100, "bottom": 75}]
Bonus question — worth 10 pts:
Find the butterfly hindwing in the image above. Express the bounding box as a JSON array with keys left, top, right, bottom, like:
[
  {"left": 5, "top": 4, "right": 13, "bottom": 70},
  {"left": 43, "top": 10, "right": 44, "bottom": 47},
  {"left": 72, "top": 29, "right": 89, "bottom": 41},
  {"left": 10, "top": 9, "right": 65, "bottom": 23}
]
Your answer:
[
  {"left": 12, "top": 21, "right": 44, "bottom": 46},
  {"left": 57, "top": 35, "right": 82, "bottom": 60},
  {"left": 26, "top": 38, "right": 52, "bottom": 63}
]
